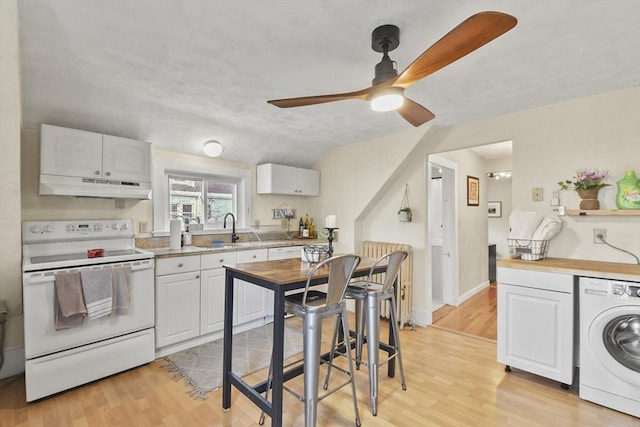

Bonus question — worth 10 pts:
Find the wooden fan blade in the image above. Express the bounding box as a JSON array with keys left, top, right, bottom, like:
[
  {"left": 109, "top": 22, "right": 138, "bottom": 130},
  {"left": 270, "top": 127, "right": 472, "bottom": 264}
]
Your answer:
[
  {"left": 392, "top": 11, "right": 517, "bottom": 89},
  {"left": 267, "top": 87, "right": 371, "bottom": 108},
  {"left": 397, "top": 98, "right": 435, "bottom": 127}
]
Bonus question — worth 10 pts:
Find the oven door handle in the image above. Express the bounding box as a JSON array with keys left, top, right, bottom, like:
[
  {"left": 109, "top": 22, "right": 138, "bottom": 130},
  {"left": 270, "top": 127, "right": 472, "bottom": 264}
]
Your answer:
[{"left": 23, "top": 259, "right": 154, "bottom": 285}]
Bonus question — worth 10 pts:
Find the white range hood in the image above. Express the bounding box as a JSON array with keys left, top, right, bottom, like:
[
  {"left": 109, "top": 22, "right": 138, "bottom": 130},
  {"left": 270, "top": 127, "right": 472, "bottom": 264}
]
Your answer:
[{"left": 39, "top": 174, "right": 152, "bottom": 199}]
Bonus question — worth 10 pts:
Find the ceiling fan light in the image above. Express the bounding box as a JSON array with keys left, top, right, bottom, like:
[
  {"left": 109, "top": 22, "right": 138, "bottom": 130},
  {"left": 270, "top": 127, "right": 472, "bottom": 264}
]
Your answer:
[
  {"left": 370, "top": 87, "right": 404, "bottom": 112},
  {"left": 203, "top": 140, "right": 223, "bottom": 157}
]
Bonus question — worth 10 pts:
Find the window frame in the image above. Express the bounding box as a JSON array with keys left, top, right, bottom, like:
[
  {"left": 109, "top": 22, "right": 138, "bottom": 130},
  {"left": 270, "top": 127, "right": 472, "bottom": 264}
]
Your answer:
[{"left": 152, "top": 154, "right": 251, "bottom": 234}]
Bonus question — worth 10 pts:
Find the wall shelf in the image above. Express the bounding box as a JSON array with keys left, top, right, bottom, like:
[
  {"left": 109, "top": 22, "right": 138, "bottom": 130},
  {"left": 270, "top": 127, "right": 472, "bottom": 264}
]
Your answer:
[{"left": 566, "top": 209, "right": 640, "bottom": 216}]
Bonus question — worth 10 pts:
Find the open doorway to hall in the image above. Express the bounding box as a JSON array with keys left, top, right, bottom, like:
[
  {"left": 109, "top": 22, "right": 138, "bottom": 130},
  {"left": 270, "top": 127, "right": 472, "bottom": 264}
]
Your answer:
[{"left": 428, "top": 141, "right": 512, "bottom": 341}]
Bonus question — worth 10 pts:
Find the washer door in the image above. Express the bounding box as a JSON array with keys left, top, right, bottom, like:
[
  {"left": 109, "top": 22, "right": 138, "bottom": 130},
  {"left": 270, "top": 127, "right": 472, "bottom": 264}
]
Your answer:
[{"left": 589, "top": 306, "right": 640, "bottom": 387}]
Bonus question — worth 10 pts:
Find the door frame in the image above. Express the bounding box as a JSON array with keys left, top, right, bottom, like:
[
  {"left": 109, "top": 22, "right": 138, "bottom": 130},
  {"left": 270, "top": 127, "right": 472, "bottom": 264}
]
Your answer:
[{"left": 427, "top": 155, "right": 459, "bottom": 322}]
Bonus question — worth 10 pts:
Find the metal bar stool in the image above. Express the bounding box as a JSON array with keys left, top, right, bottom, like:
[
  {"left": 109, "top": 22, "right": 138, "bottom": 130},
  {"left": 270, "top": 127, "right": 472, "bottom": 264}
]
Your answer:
[
  {"left": 325, "top": 250, "right": 408, "bottom": 416},
  {"left": 259, "top": 254, "right": 362, "bottom": 427}
]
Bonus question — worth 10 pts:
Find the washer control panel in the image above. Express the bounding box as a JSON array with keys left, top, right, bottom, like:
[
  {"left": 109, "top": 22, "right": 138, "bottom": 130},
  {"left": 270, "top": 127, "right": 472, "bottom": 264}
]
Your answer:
[{"left": 612, "top": 282, "right": 640, "bottom": 299}]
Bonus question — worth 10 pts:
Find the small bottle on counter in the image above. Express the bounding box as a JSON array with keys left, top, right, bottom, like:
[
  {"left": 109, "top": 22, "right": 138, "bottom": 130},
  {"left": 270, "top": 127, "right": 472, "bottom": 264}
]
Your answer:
[
  {"left": 309, "top": 218, "right": 316, "bottom": 238},
  {"left": 302, "top": 214, "right": 310, "bottom": 237},
  {"left": 182, "top": 226, "right": 192, "bottom": 246},
  {"left": 298, "top": 217, "right": 304, "bottom": 237}
]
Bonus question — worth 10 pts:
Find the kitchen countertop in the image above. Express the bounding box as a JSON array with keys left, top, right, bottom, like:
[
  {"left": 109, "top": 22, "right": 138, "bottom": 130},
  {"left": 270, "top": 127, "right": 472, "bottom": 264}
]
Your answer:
[
  {"left": 150, "top": 239, "right": 325, "bottom": 259},
  {"left": 498, "top": 257, "right": 640, "bottom": 282}
]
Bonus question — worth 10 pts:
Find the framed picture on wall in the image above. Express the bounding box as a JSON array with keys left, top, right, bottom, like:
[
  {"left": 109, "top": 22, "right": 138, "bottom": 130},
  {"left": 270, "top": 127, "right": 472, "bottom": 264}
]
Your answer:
[
  {"left": 488, "top": 201, "right": 502, "bottom": 218},
  {"left": 467, "top": 175, "right": 479, "bottom": 206}
]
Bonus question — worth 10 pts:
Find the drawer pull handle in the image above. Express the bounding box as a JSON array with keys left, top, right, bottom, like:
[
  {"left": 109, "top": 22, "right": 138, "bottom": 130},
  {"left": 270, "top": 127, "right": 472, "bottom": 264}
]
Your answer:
[
  {"left": 219, "top": 259, "right": 224, "bottom": 262},
  {"left": 195, "top": 275, "right": 200, "bottom": 279},
  {"left": 178, "top": 263, "right": 183, "bottom": 268}
]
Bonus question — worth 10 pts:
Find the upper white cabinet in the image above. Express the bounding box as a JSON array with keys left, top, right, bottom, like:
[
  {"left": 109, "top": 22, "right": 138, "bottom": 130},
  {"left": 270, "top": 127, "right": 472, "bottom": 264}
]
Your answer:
[
  {"left": 41, "top": 124, "right": 151, "bottom": 183},
  {"left": 257, "top": 163, "right": 320, "bottom": 196}
]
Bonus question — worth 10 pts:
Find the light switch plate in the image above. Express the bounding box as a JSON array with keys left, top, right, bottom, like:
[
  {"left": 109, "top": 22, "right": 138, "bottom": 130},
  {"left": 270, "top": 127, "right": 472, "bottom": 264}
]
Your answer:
[{"left": 532, "top": 187, "right": 544, "bottom": 201}]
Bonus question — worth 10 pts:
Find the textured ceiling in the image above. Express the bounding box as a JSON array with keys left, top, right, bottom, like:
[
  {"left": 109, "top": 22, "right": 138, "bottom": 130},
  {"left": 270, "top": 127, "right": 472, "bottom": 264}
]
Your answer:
[{"left": 17, "top": 1, "right": 640, "bottom": 168}]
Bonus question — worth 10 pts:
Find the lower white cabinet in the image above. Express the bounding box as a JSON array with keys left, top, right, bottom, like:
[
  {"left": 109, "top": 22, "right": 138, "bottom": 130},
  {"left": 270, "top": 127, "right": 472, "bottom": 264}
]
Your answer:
[
  {"left": 200, "top": 268, "right": 227, "bottom": 335},
  {"left": 235, "top": 249, "right": 269, "bottom": 324},
  {"left": 497, "top": 268, "right": 574, "bottom": 386},
  {"left": 156, "top": 270, "right": 201, "bottom": 348}
]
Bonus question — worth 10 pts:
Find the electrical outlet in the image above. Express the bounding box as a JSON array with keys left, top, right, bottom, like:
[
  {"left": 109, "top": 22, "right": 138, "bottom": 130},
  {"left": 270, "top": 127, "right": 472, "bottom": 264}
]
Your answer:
[
  {"left": 593, "top": 229, "right": 607, "bottom": 244},
  {"left": 0, "top": 300, "right": 8, "bottom": 323},
  {"left": 532, "top": 187, "right": 543, "bottom": 202}
]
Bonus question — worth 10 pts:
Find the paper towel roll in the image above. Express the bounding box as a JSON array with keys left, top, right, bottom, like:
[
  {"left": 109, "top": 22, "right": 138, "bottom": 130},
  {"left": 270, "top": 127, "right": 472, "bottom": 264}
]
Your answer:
[{"left": 170, "top": 220, "right": 182, "bottom": 249}]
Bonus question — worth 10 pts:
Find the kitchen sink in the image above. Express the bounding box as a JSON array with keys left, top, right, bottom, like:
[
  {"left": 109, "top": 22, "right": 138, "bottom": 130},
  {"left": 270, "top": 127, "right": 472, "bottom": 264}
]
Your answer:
[{"left": 206, "top": 242, "right": 261, "bottom": 249}]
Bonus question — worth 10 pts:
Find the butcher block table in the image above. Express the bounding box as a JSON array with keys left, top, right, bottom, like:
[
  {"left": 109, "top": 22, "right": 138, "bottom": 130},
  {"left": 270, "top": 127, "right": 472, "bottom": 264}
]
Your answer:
[{"left": 222, "top": 256, "right": 389, "bottom": 427}]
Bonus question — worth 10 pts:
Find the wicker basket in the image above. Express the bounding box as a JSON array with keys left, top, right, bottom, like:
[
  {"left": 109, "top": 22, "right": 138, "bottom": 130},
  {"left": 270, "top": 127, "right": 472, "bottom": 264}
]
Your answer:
[
  {"left": 303, "top": 245, "right": 329, "bottom": 264},
  {"left": 507, "top": 239, "right": 549, "bottom": 261}
]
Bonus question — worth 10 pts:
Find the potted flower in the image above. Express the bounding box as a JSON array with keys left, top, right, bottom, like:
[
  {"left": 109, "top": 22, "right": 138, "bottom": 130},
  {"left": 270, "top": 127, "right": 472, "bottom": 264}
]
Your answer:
[
  {"left": 397, "top": 207, "right": 412, "bottom": 222},
  {"left": 558, "top": 169, "right": 609, "bottom": 210}
]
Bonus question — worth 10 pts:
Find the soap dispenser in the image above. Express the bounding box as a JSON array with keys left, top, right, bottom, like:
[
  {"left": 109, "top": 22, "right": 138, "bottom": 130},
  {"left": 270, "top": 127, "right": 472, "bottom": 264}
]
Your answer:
[{"left": 182, "top": 225, "right": 192, "bottom": 246}]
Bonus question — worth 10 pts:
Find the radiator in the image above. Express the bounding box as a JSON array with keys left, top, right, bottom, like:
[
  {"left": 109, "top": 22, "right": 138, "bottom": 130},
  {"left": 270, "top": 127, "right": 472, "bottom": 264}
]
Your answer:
[{"left": 359, "top": 241, "right": 413, "bottom": 328}]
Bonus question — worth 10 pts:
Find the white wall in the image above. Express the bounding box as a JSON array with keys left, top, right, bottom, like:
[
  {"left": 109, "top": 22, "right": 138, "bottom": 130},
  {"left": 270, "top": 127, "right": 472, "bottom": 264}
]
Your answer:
[
  {"left": 308, "top": 126, "right": 431, "bottom": 252},
  {"left": 433, "top": 86, "right": 640, "bottom": 263},
  {"left": 313, "top": 86, "right": 640, "bottom": 326},
  {"left": 0, "top": 0, "right": 23, "bottom": 372}
]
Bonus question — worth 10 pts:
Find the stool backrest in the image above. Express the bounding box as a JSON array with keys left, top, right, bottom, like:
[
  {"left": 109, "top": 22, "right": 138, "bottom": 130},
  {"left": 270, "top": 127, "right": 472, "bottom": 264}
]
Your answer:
[
  {"left": 303, "top": 254, "right": 361, "bottom": 307},
  {"left": 367, "top": 250, "right": 409, "bottom": 293}
]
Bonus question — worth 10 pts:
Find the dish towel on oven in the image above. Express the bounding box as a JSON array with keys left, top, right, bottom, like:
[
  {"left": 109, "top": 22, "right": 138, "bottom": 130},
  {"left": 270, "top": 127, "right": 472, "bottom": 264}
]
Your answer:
[
  {"left": 81, "top": 267, "right": 113, "bottom": 319},
  {"left": 54, "top": 271, "right": 87, "bottom": 330},
  {"left": 112, "top": 265, "right": 132, "bottom": 315}
]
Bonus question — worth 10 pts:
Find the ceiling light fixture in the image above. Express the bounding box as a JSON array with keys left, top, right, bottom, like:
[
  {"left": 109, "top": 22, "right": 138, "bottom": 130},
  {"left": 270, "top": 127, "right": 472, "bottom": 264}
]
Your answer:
[
  {"left": 203, "top": 140, "right": 223, "bottom": 158},
  {"left": 370, "top": 87, "right": 405, "bottom": 112},
  {"left": 487, "top": 171, "right": 512, "bottom": 179}
]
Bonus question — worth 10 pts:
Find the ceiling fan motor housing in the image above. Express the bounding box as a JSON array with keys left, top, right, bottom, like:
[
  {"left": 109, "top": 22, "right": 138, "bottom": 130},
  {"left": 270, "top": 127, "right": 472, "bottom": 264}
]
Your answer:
[{"left": 371, "top": 24, "right": 400, "bottom": 85}]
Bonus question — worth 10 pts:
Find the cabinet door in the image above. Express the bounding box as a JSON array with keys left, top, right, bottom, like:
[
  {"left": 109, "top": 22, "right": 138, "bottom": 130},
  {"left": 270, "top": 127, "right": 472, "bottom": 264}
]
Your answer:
[
  {"left": 235, "top": 249, "right": 270, "bottom": 325},
  {"left": 200, "top": 268, "right": 227, "bottom": 335},
  {"left": 296, "top": 168, "right": 320, "bottom": 196},
  {"left": 497, "top": 282, "right": 574, "bottom": 384},
  {"left": 156, "top": 271, "right": 201, "bottom": 348},
  {"left": 102, "top": 135, "right": 151, "bottom": 182},
  {"left": 40, "top": 124, "right": 103, "bottom": 178}
]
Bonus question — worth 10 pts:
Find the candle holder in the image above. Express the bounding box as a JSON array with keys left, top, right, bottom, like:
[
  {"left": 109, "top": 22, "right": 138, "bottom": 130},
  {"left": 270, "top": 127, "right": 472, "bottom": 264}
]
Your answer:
[{"left": 324, "top": 227, "right": 339, "bottom": 257}]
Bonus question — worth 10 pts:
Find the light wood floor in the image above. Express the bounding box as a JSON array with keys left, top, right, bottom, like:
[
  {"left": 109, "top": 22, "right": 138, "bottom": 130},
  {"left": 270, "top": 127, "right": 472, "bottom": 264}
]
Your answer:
[
  {"left": 432, "top": 283, "right": 497, "bottom": 341},
  {"left": 1, "top": 316, "right": 638, "bottom": 427}
]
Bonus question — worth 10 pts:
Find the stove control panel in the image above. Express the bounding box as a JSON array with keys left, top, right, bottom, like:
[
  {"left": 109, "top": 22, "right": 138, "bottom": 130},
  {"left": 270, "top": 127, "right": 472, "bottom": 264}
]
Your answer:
[{"left": 23, "top": 219, "right": 135, "bottom": 242}]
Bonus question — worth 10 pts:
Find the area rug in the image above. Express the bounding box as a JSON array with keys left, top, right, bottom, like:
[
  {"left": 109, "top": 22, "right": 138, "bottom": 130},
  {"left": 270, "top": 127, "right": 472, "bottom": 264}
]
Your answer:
[{"left": 162, "top": 319, "right": 304, "bottom": 399}]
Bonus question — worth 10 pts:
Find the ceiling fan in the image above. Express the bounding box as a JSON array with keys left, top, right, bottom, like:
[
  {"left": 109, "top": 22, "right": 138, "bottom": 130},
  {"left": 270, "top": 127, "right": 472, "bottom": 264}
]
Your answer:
[{"left": 267, "top": 11, "right": 517, "bottom": 127}]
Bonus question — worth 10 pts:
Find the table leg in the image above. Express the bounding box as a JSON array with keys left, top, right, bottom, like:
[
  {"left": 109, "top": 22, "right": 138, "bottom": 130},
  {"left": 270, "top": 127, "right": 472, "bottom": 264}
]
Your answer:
[
  {"left": 270, "top": 289, "right": 286, "bottom": 427},
  {"left": 222, "top": 269, "right": 235, "bottom": 409}
]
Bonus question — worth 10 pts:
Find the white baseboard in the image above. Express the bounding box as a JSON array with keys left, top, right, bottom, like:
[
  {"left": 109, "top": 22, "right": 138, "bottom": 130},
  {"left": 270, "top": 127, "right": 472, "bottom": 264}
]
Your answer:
[
  {"left": 0, "top": 345, "right": 25, "bottom": 379},
  {"left": 457, "top": 280, "right": 490, "bottom": 305}
]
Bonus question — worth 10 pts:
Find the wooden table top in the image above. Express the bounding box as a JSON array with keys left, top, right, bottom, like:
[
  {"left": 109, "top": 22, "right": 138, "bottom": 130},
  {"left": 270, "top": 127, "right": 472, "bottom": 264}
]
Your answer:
[
  {"left": 224, "top": 256, "right": 384, "bottom": 286},
  {"left": 498, "top": 257, "right": 640, "bottom": 281}
]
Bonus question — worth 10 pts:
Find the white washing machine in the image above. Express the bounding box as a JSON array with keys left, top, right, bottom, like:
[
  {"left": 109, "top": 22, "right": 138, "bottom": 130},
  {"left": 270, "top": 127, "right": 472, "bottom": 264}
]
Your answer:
[{"left": 579, "top": 277, "right": 640, "bottom": 418}]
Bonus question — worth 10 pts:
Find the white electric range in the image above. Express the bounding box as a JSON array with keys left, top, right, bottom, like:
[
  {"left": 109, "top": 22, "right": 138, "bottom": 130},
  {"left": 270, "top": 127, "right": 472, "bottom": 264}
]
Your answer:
[{"left": 22, "top": 219, "right": 155, "bottom": 401}]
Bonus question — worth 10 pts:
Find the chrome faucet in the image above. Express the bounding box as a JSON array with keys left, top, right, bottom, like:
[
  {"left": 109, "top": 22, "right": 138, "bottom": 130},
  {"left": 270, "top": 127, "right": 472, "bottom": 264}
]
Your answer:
[{"left": 223, "top": 212, "right": 239, "bottom": 243}]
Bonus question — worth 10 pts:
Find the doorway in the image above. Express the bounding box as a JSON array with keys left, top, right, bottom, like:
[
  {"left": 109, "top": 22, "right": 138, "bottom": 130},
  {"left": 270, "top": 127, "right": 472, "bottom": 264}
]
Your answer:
[{"left": 428, "top": 156, "right": 458, "bottom": 317}]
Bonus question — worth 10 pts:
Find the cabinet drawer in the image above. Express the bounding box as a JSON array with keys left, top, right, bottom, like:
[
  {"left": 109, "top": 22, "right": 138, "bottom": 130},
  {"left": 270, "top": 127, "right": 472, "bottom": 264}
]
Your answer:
[
  {"left": 201, "top": 251, "right": 238, "bottom": 270},
  {"left": 268, "top": 246, "right": 303, "bottom": 260},
  {"left": 156, "top": 255, "right": 200, "bottom": 276},
  {"left": 498, "top": 268, "right": 574, "bottom": 293},
  {"left": 237, "top": 249, "right": 268, "bottom": 263}
]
